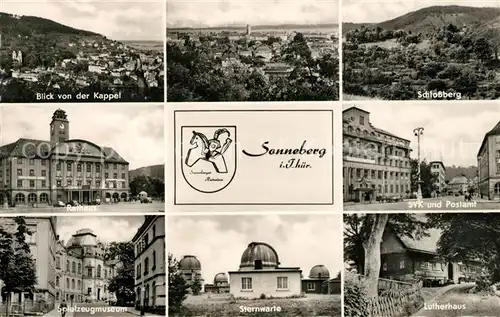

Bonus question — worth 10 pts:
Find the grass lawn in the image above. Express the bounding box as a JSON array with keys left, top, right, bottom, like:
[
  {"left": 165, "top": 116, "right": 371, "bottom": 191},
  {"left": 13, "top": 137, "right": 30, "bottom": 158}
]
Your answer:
[
  {"left": 417, "top": 285, "right": 500, "bottom": 316},
  {"left": 174, "top": 294, "right": 341, "bottom": 317}
]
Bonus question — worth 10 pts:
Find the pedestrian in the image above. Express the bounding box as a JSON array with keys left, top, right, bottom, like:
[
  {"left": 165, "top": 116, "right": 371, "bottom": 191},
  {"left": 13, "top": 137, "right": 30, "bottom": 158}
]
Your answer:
[{"left": 59, "top": 299, "right": 68, "bottom": 317}]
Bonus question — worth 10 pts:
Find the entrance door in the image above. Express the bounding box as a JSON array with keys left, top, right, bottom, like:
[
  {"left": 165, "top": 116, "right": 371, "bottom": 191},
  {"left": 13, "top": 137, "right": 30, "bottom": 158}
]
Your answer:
[
  {"left": 97, "top": 288, "right": 101, "bottom": 301},
  {"left": 448, "top": 262, "right": 454, "bottom": 281}
]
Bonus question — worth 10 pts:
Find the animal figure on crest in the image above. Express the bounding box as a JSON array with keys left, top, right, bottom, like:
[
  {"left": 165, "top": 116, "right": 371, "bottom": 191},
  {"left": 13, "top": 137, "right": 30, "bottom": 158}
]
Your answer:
[{"left": 185, "top": 128, "right": 232, "bottom": 173}]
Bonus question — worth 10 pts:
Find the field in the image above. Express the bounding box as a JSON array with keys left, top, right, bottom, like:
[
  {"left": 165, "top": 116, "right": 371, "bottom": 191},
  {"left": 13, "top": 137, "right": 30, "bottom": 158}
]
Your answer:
[{"left": 175, "top": 294, "right": 341, "bottom": 317}]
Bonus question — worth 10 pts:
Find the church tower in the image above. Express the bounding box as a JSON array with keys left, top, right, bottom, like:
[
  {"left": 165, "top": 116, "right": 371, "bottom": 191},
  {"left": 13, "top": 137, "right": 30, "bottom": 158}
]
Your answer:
[{"left": 50, "top": 109, "right": 70, "bottom": 147}]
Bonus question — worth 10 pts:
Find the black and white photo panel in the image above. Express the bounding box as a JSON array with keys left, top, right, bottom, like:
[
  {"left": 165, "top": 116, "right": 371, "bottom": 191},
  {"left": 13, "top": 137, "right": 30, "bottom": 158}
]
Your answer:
[
  {"left": 0, "top": 1, "right": 165, "bottom": 103},
  {"left": 167, "top": 0, "right": 339, "bottom": 102},
  {"left": 0, "top": 104, "right": 165, "bottom": 213},
  {"left": 342, "top": 101, "right": 500, "bottom": 211},
  {"left": 344, "top": 212, "right": 500, "bottom": 317},
  {"left": 168, "top": 213, "right": 342, "bottom": 317},
  {"left": 0, "top": 215, "right": 165, "bottom": 316},
  {"left": 342, "top": 0, "right": 500, "bottom": 101}
]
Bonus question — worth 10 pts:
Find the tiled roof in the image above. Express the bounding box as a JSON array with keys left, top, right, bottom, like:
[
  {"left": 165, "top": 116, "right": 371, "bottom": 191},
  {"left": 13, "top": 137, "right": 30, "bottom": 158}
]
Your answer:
[
  {"left": 398, "top": 229, "right": 442, "bottom": 254},
  {"left": 0, "top": 138, "right": 128, "bottom": 164}
]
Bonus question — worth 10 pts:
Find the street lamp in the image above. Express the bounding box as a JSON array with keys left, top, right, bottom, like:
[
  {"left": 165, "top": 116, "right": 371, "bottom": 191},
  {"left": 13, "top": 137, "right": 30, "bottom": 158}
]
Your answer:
[{"left": 413, "top": 127, "right": 424, "bottom": 200}]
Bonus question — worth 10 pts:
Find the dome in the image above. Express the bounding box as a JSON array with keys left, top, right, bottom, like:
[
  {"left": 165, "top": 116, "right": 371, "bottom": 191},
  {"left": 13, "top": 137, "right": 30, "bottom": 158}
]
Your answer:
[
  {"left": 66, "top": 229, "right": 98, "bottom": 247},
  {"left": 179, "top": 255, "right": 201, "bottom": 270},
  {"left": 309, "top": 265, "right": 330, "bottom": 279},
  {"left": 240, "top": 242, "right": 280, "bottom": 269},
  {"left": 214, "top": 273, "right": 228, "bottom": 283}
]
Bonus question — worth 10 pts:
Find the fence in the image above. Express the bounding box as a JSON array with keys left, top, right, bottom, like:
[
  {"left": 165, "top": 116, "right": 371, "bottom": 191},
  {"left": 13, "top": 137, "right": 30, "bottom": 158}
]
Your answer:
[
  {"left": 0, "top": 300, "right": 53, "bottom": 316},
  {"left": 368, "top": 279, "right": 423, "bottom": 317}
]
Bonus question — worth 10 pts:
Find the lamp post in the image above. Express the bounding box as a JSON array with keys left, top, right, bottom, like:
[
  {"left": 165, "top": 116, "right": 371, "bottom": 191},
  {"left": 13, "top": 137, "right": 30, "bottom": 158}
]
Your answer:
[{"left": 413, "top": 127, "right": 424, "bottom": 200}]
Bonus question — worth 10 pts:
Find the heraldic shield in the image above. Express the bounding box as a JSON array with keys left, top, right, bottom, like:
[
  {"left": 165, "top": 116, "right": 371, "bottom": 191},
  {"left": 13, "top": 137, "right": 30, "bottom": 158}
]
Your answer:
[{"left": 181, "top": 126, "right": 237, "bottom": 193}]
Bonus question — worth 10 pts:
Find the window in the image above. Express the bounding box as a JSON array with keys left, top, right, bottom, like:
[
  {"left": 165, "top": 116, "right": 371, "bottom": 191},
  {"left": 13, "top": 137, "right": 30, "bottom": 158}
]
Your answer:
[
  {"left": 105, "top": 163, "right": 109, "bottom": 169},
  {"left": 56, "top": 257, "right": 60, "bottom": 269},
  {"left": 56, "top": 276, "right": 60, "bottom": 287},
  {"left": 87, "top": 288, "right": 91, "bottom": 295},
  {"left": 113, "top": 173, "right": 117, "bottom": 179},
  {"left": 359, "top": 116, "right": 364, "bottom": 125},
  {"left": 17, "top": 169, "right": 22, "bottom": 176},
  {"left": 17, "top": 180, "right": 22, "bottom": 188},
  {"left": 144, "top": 233, "right": 149, "bottom": 246},
  {"left": 152, "top": 225, "right": 156, "bottom": 238},
  {"left": 152, "top": 251, "right": 156, "bottom": 270},
  {"left": 42, "top": 180, "right": 46, "bottom": 187},
  {"left": 67, "top": 180, "right": 72, "bottom": 186},
  {"left": 56, "top": 180, "right": 62, "bottom": 187},
  {"left": 30, "top": 180, "right": 35, "bottom": 188},
  {"left": 144, "top": 258, "right": 149, "bottom": 275},
  {"left": 113, "top": 164, "right": 117, "bottom": 169},
  {"left": 66, "top": 260, "right": 70, "bottom": 272},
  {"left": 29, "top": 169, "right": 35, "bottom": 176},
  {"left": 67, "top": 163, "right": 72, "bottom": 171},
  {"left": 241, "top": 277, "right": 252, "bottom": 290},
  {"left": 96, "top": 164, "right": 101, "bottom": 173},
  {"left": 72, "top": 262, "right": 76, "bottom": 273},
  {"left": 78, "top": 263, "right": 81, "bottom": 274},
  {"left": 382, "top": 262, "right": 387, "bottom": 271},
  {"left": 17, "top": 158, "right": 22, "bottom": 164},
  {"left": 87, "top": 164, "right": 92, "bottom": 172},
  {"left": 105, "top": 173, "right": 109, "bottom": 178},
  {"left": 41, "top": 160, "right": 46, "bottom": 166},
  {"left": 71, "top": 279, "right": 75, "bottom": 289},
  {"left": 87, "top": 268, "right": 92, "bottom": 277},
  {"left": 277, "top": 277, "right": 288, "bottom": 290},
  {"left": 66, "top": 278, "right": 70, "bottom": 288},
  {"left": 77, "top": 164, "right": 82, "bottom": 172},
  {"left": 307, "top": 282, "right": 315, "bottom": 291},
  {"left": 496, "top": 136, "right": 500, "bottom": 143},
  {"left": 121, "top": 173, "right": 125, "bottom": 179},
  {"left": 399, "top": 260, "right": 405, "bottom": 269},
  {"left": 97, "top": 265, "right": 101, "bottom": 278},
  {"left": 41, "top": 170, "right": 46, "bottom": 176}
]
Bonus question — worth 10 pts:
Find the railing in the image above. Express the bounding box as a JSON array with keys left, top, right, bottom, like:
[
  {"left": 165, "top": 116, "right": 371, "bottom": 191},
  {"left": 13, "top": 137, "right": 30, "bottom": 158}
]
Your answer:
[{"left": 369, "top": 279, "right": 423, "bottom": 317}]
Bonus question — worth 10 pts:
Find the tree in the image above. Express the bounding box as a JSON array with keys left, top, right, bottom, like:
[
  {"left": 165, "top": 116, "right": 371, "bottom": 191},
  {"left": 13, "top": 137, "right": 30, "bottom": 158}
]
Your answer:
[
  {"left": 474, "top": 37, "right": 492, "bottom": 62},
  {"left": 168, "top": 254, "right": 188, "bottom": 315},
  {"left": 426, "top": 213, "right": 500, "bottom": 284},
  {"left": 0, "top": 217, "right": 37, "bottom": 317},
  {"left": 191, "top": 274, "right": 202, "bottom": 296},
  {"left": 129, "top": 175, "right": 153, "bottom": 197},
  {"left": 106, "top": 242, "right": 135, "bottom": 305},
  {"left": 344, "top": 214, "right": 432, "bottom": 298}
]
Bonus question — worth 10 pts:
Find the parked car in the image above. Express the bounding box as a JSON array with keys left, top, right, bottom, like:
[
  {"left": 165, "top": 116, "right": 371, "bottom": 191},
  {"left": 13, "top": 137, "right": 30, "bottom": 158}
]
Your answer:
[
  {"left": 66, "top": 200, "right": 79, "bottom": 207},
  {"left": 54, "top": 201, "right": 65, "bottom": 207},
  {"left": 140, "top": 197, "right": 153, "bottom": 203},
  {"left": 390, "top": 195, "right": 403, "bottom": 202}
]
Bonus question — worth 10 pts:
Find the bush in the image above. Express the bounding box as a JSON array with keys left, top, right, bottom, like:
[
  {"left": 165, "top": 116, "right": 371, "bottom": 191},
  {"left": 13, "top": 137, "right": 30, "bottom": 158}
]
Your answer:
[{"left": 344, "top": 270, "right": 371, "bottom": 317}]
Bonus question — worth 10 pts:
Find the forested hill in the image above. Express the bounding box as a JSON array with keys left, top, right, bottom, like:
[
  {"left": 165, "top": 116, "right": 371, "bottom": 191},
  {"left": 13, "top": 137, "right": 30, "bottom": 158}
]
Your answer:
[
  {"left": 129, "top": 165, "right": 165, "bottom": 181},
  {"left": 0, "top": 12, "right": 100, "bottom": 37},
  {"left": 445, "top": 165, "right": 478, "bottom": 181},
  {"left": 343, "top": 5, "right": 500, "bottom": 35}
]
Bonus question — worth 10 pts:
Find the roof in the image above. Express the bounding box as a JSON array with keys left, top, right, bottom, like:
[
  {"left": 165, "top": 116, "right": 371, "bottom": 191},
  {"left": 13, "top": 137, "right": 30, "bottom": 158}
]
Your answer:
[
  {"left": 449, "top": 176, "right": 468, "bottom": 184},
  {"left": 342, "top": 106, "right": 369, "bottom": 114},
  {"left": 429, "top": 161, "right": 446, "bottom": 171},
  {"left": 398, "top": 228, "right": 442, "bottom": 254},
  {"left": 131, "top": 215, "right": 164, "bottom": 242},
  {"left": 0, "top": 138, "right": 128, "bottom": 163},
  {"left": 478, "top": 121, "right": 500, "bottom": 157}
]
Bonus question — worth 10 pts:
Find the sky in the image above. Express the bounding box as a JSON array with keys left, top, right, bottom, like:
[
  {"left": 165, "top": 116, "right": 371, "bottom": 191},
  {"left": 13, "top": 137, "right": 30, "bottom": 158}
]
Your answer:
[
  {"left": 56, "top": 215, "right": 145, "bottom": 244},
  {"left": 343, "top": 102, "right": 500, "bottom": 167},
  {"left": 167, "top": 0, "right": 339, "bottom": 28},
  {"left": 0, "top": 104, "right": 164, "bottom": 170},
  {"left": 168, "top": 214, "right": 343, "bottom": 284},
  {"left": 343, "top": 0, "right": 500, "bottom": 23},
  {"left": 2, "top": 0, "right": 164, "bottom": 41}
]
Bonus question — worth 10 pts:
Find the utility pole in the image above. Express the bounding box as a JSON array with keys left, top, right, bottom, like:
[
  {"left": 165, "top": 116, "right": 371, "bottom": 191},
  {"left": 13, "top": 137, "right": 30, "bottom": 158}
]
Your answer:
[{"left": 413, "top": 127, "right": 424, "bottom": 200}]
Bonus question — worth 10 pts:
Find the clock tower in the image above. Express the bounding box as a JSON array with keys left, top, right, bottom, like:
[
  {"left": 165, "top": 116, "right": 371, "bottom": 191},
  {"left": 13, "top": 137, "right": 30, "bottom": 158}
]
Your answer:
[{"left": 50, "top": 109, "right": 69, "bottom": 147}]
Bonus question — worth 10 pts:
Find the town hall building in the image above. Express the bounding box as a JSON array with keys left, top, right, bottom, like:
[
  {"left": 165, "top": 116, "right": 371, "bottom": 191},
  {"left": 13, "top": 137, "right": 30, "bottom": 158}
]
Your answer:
[{"left": 0, "top": 109, "right": 130, "bottom": 205}]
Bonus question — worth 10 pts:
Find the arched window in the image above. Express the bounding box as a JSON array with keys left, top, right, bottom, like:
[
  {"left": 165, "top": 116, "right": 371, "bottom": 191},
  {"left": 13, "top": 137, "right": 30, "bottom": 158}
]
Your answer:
[
  {"left": 66, "top": 278, "right": 70, "bottom": 288},
  {"left": 152, "top": 281, "right": 156, "bottom": 306},
  {"left": 56, "top": 276, "right": 60, "bottom": 287},
  {"left": 72, "top": 261, "right": 76, "bottom": 273},
  {"left": 71, "top": 279, "right": 75, "bottom": 289},
  {"left": 40, "top": 193, "right": 49, "bottom": 202},
  {"left": 152, "top": 251, "right": 156, "bottom": 270},
  {"left": 66, "top": 260, "right": 70, "bottom": 272},
  {"left": 97, "top": 264, "right": 102, "bottom": 278},
  {"left": 78, "top": 263, "right": 81, "bottom": 274},
  {"left": 15, "top": 193, "right": 25, "bottom": 203}
]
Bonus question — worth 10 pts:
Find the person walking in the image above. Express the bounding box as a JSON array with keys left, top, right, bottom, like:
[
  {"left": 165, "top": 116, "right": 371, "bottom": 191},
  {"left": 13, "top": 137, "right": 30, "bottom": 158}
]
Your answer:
[{"left": 59, "top": 299, "right": 68, "bottom": 317}]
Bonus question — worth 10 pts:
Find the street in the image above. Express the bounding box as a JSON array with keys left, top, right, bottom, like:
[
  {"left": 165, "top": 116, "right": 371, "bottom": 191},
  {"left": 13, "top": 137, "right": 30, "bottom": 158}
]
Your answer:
[
  {"left": 413, "top": 283, "right": 500, "bottom": 317},
  {"left": 72, "top": 303, "right": 132, "bottom": 317},
  {"left": 344, "top": 195, "right": 500, "bottom": 211},
  {"left": 0, "top": 202, "right": 164, "bottom": 213}
]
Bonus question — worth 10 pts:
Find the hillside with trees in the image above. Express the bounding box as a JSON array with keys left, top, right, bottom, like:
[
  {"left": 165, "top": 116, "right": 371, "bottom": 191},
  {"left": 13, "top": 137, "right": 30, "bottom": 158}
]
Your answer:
[
  {"left": 343, "top": 5, "right": 500, "bottom": 100},
  {"left": 445, "top": 165, "right": 478, "bottom": 181}
]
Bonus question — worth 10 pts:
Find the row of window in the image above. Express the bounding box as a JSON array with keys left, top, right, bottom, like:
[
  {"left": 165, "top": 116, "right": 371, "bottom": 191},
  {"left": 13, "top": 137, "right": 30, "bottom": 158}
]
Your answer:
[
  {"left": 346, "top": 183, "right": 410, "bottom": 195},
  {"left": 56, "top": 258, "right": 112, "bottom": 279},
  {"left": 8, "top": 179, "right": 126, "bottom": 189},
  {"left": 136, "top": 224, "right": 158, "bottom": 255},
  {"left": 8, "top": 158, "right": 126, "bottom": 171},
  {"left": 136, "top": 251, "right": 158, "bottom": 279},
  {"left": 346, "top": 168, "right": 411, "bottom": 181},
  {"left": 344, "top": 122, "right": 409, "bottom": 147},
  {"left": 11, "top": 168, "right": 126, "bottom": 179},
  {"left": 241, "top": 277, "right": 288, "bottom": 291}
]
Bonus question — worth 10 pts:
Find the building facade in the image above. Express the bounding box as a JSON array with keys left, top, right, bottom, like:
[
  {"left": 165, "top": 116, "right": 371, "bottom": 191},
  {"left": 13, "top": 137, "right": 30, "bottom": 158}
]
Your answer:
[
  {"left": 54, "top": 229, "right": 120, "bottom": 304},
  {"left": 0, "top": 217, "right": 57, "bottom": 311},
  {"left": 380, "top": 226, "right": 484, "bottom": 286},
  {"left": 133, "top": 216, "right": 166, "bottom": 314},
  {"left": 343, "top": 107, "right": 412, "bottom": 202},
  {"left": 447, "top": 176, "right": 469, "bottom": 195},
  {"left": 430, "top": 161, "right": 446, "bottom": 196},
  {"left": 228, "top": 242, "right": 302, "bottom": 299},
  {"left": 478, "top": 122, "right": 500, "bottom": 200},
  {"left": 301, "top": 265, "right": 330, "bottom": 294},
  {"left": 0, "top": 109, "right": 130, "bottom": 206}
]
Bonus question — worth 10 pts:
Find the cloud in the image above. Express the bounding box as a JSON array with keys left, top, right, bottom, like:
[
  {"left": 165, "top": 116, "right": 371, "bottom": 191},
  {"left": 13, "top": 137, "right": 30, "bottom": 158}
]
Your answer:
[
  {"left": 56, "top": 215, "right": 145, "bottom": 244},
  {"left": 0, "top": 104, "right": 165, "bottom": 170},
  {"left": 343, "top": 0, "right": 500, "bottom": 23},
  {"left": 168, "top": 214, "right": 343, "bottom": 284},
  {"left": 167, "top": 0, "right": 339, "bottom": 28},
  {"left": 2, "top": 0, "right": 164, "bottom": 41},
  {"left": 343, "top": 102, "right": 500, "bottom": 166}
]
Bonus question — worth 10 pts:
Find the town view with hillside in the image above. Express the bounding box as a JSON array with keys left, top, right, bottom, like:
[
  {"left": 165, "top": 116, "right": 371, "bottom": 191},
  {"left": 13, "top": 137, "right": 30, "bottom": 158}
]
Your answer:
[
  {"left": 167, "top": 0, "right": 339, "bottom": 101},
  {"left": 343, "top": 103, "right": 500, "bottom": 210},
  {"left": 0, "top": 11, "right": 164, "bottom": 102},
  {"left": 342, "top": 3, "right": 500, "bottom": 100}
]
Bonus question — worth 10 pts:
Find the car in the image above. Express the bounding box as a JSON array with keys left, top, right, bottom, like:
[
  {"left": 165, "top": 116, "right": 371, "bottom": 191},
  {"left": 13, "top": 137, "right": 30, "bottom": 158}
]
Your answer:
[
  {"left": 66, "top": 200, "right": 79, "bottom": 207},
  {"left": 140, "top": 197, "right": 153, "bottom": 203},
  {"left": 54, "top": 201, "right": 65, "bottom": 207}
]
